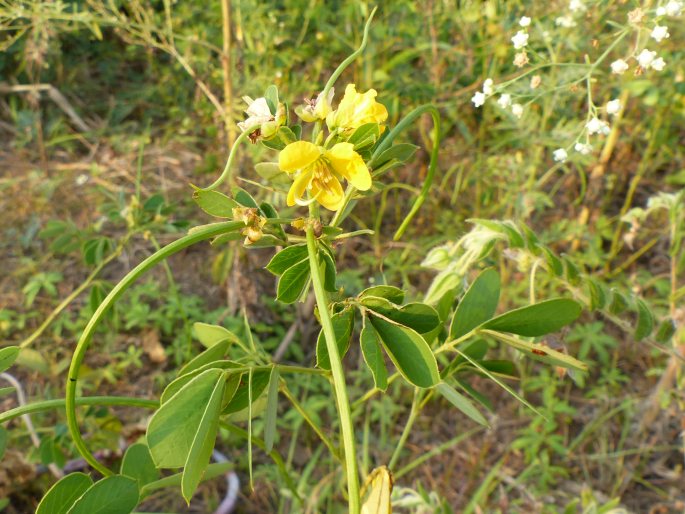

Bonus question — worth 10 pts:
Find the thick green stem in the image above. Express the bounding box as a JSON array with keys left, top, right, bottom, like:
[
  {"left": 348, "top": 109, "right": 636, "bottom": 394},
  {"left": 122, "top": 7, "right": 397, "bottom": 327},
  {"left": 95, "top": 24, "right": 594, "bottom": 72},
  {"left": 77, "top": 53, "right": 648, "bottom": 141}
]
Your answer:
[
  {"left": 305, "top": 226, "right": 360, "bottom": 513},
  {"left": 66, "top": 221, "right": 242, "bottom": 476}
]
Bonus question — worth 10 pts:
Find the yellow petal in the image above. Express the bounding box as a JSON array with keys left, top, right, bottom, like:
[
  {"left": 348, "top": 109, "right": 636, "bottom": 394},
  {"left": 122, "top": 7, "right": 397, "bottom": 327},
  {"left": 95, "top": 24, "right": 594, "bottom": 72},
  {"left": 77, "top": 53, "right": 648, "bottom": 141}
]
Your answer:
[
  {"left": 279, "top": 141, "right": 321, "bottom": 173},
  {"left": 286, "top": 169, "right": 313, "bottom": 206},
  {"left": 361, "top": 466, "right": 393, "bottom": 514},
  {"left": 327, "top": 143, "right": 372, "bottom": 191},
  {"left": 312, "top": 174, "right": 344, "bottom": 211}
]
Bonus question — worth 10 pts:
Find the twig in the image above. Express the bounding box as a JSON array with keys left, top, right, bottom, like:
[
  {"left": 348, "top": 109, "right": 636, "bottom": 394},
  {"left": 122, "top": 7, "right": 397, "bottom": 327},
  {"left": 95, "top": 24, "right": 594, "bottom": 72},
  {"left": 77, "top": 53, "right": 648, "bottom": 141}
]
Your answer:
[{"left": 0, "top": 83, "right": 91, "bottom": 133}]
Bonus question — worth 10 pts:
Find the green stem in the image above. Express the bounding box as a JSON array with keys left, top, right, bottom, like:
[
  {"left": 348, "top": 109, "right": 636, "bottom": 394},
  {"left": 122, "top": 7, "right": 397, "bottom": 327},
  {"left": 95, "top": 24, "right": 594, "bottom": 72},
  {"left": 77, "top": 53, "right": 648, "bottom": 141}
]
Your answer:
[
  {"left": 66, "top": 221, "right": 243, "bottom": 476},
  {"left": 281, "top": 383, "right": 340, "bottom": 461},
  {"left": 388, "top": 389, "right": 421, "bottom": 470},
  {"left": 305, "top": 225, "right": 360, "bottom": 514},
  {"left": 321, "top": 6, "right": 378, "bottom": 99},
  {"left": 202, "top": 125, "right": 259, "bottom": 191},
  {"left": 331, "top": 104, "right": 441, "bottom": 240},
  {"left": 0, "top": 396, "right": 158, "bottom": 425}
]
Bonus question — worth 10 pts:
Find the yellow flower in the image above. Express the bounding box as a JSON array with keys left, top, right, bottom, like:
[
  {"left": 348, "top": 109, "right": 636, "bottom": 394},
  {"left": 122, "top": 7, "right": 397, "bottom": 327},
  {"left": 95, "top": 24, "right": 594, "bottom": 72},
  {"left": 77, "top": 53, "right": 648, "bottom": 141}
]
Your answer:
[
  {"left": 326, "top": 84, "right": 388, "bottom": 132},
  {"left": 278, "top": 141, "right": 372, "bottom": 211}
]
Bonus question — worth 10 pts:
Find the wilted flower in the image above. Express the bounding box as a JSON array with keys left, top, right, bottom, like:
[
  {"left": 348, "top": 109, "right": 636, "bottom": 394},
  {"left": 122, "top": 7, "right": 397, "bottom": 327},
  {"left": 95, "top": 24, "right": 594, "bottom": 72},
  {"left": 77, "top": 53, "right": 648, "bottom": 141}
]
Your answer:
[
  {"left": 511, "top": 30, "right": 529, "bottom": 49},
  {"left": 586, "top": 117, "right": 610, "bottom": 135},
  {"left": 513, "top": 51, "right": 530, "bottom": 67},
  {"left": 519, "top": 16, "right": 531, "bottom": 27},
  {"left": 606, "top": 99, "right": 622, "bottom": 115},
  {"left": 471, "top": 91, "right": 486, "bottom": 107},
  {"left": 627, "top": 8, "right": 645, "bottom": 24},
  {"left": 553, "top": 148, "right": 568, "bottom": 162},
  {"left": 233, "top": 207, "right": 267, "bottom": 245},
  {"left": 611, "top": 59, "right": 630, "bottom": 74},
  {"left": 237, "top": 96, "right": 286, "bottom": 138},
  {"left": 574, "top": 142, "right": 593, "bottom": 154},
  {"left": 497, "top": 94, "right": 512, "bottom": 109},
  {"left": 278, "top": 141, "right": 371, "bottom": 211},
  {"left": 511, "top": 104, "right": 524, "bottom": 118},
  {"left": 651, "top": 25, "right": 670, "bottom": 42},
  {"left": 296, "top": 89, "right": 335, "bottom": 122},
  {"left": 326, "top": 84, "right": 388, "bottom": 133}
]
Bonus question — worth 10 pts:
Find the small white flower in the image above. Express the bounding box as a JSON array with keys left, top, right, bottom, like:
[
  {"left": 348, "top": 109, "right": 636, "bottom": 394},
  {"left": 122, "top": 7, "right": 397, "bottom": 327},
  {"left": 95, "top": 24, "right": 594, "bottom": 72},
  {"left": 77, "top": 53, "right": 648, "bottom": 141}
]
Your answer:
[
  {"left": 553, "top": 148, "right": 568, "bottom": 162},
  {"left": 665, "top": 0, "right": 683, "bottom": 16},
  {"left": 75, "top": 174, "right": 89, "bottom": 186},
  {"left": 606, "top": 99, "right": 621, "bottom": 115},
  {"left": 651, "top": 57, "right": 666, "bottom": 70},
  {"left": 512, "top": 103, "right": 524, "bottom": 118},
  {"left": 651, "top": 25, "right": 670, "bottom": 42},
  {"left": 498, "top": 94, "right": 512, "bottom": 109},
  {"left": 471, "top": 91, "right": 486, "bottom": 107},
  {"left": 555, "top": 15, "right": 577, "bottom": 27},
  {"left": 519, "top": 16, "right": 531, "bottom": 27},
  {"left": 569, "top": 0, "right": 586, "bottom": 12},
  {"left": 511, "top": 30, "right": 529, "bottom": 49},
  {"left": 586, "top": 117, "right": 610, "bottom": 135},
  {"left": 574, "top": 142, "right": 593, "bottom": 154},
  {"left": 656, "top": 7, "right": 666, "bottom": 16},
  {"left": 611, "top": 59, "right": 630, "bottom": 74},
  {"left": 237, "top": 96, "right": 274, "bottom": 132},
  {"left": 483, "top": 78, "right": 494, "bottom": 96},
  {"left": 637, "top": 49, "right": 657, "bottom": 68}
]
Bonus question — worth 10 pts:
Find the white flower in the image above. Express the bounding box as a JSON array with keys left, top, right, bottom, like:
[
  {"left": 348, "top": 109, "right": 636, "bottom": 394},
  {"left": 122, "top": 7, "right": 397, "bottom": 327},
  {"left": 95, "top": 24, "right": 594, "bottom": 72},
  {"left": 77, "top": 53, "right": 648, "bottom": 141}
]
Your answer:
[
  {"left": 611, "top": 59, "right": 630, "bottom": 74},
  {"left": 512, "top": 104, "right": 524, "bottom": 118},
  {"left": 586, "top": 117, "right": 611, "bottom": 135},
  {"left": 471, "top": 92, "right": 486, "bottom": 107},
  {"left": 574, "top": 142, "right": 593, "bottom": 154},
  {"left": 511, "top": 30, "right": 529, "bottom": 49},
  {"left": 656, "top": 7, "right": 666, "bottom": 16},
  {"left": 237, "top": 96, "right": 274, "bottom": 132},
  {"left": 637, "top": 49, "right": 657, "bottom": 68},
  {"left": 553, "top": 148, "right": 568, "bottom": 162},
  {"left": 555, "top": 15, "right": 577, "bottom": 27},
  {"left": 651, "top": 25, "right": 670, "bottom": 42},
  {"left": 498, "top": 94, "right": 512, "bottom": 109},
  {"left": 665, "top": 0, "right": 683, "bottom": 16},
  {"left": 651, "top": 57, "right": 666, "bottom": 70},
  {"left": 483, "top": 78, "right": 494, "bottom": 96},
  {"left": 569, "top": 0, "right": 586, "bottom": 12},
  {"left": 606, "top": 99, "right": 621, "bottom": 115},
  {"left": 75, "top": 174, "right": 89, "bottom": 186},
  {"left": 519, "top": 16, "right": 531, "bottom": 27}
]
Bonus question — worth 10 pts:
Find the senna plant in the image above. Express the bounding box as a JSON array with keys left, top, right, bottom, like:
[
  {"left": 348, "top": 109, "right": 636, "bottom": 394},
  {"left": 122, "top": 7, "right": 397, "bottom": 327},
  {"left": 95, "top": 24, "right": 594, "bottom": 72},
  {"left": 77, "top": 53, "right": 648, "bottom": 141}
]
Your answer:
[{"left": 0, "top": 10, "right": 589, "bottom": 514}]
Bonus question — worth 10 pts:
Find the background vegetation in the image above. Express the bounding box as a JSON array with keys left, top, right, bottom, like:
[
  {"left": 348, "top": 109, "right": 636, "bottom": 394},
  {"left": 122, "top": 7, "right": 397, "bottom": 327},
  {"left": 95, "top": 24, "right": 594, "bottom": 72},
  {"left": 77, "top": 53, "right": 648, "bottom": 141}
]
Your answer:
[{"left": 0, "top": 0, "right": 683, "bottom": 512}]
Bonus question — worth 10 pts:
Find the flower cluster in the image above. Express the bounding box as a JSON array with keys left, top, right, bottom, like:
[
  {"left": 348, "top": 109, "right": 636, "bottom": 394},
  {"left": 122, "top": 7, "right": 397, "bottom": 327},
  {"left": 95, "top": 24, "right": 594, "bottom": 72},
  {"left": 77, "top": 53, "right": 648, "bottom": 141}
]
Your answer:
[
  {"left": 511, "top": 15, "right": 532, "bottom": 68},
  {"left": 277, "top": 85, "right": 387, "bottom": 211},
  {"left": 471, "top": 78, "right": 524, "bottom": 119}
]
